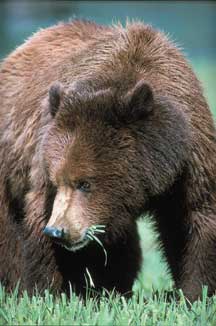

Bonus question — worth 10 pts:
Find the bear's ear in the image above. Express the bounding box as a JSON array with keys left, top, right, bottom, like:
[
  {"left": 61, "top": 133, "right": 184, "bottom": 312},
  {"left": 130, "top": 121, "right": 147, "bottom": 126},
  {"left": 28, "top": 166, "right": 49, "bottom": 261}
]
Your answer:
[
  {"left": 122, "top": 80, "right": 154, "bottom": 123},
  {"left": 49, "top": 82, "right": 64, "bottom": 117}
]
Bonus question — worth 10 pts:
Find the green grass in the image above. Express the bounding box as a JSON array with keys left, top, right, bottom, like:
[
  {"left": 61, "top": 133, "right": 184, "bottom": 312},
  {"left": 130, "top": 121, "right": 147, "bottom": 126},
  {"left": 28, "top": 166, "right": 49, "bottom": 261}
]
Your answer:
[
  {"left": 0, "top": 282, "right": 216, "bottom": 325},
  {"left": 1, "top": 61, "right": 216, "bottom": 325}
]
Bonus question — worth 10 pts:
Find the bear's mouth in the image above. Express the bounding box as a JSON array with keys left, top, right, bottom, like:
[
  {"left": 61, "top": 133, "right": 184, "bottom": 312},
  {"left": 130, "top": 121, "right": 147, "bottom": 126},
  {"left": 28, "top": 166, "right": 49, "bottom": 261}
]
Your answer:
[
  {"left": 44, "top": 225, "right": 106, "bottom": 253},
  {"left": 54, "top": 237, "right": 90, "bottom": 252},
  {"left": 52, "top": 229, "right": 90, "bottom": 252}
]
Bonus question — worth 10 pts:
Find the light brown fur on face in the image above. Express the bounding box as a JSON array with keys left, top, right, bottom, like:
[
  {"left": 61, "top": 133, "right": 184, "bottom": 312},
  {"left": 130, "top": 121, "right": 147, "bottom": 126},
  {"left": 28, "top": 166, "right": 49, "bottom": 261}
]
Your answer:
[
  {"left": 0, "top": 20, "right": 216, "bottom": 301},
  {"left": 47, "top": 186, "right": 89, "bottom": 241}
]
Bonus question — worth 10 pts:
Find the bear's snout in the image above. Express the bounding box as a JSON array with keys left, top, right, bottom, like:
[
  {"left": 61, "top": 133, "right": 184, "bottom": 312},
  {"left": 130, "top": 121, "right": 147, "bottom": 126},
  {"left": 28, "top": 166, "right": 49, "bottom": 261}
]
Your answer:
[
  {"left": 43, "top": 226, "right": 70, "bottom": 247},
  {"left": 43, "top": 226, "right": 65, "bottom": 240},
  {"left": 43, "top": 225, "right": 90, "bottom": 251}
]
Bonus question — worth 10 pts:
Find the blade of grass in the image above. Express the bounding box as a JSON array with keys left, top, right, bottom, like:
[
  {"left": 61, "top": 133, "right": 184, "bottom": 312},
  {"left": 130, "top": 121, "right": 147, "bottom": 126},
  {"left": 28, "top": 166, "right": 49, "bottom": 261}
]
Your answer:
[
  {"left": 86, "top": 233, "right": 107, "bottom": 267},
  {"left": 85, "top": 267, "right": 95, "bottom": 288},
  {"left": 86, "top": 225, "right": 107, "bottom": 266}
]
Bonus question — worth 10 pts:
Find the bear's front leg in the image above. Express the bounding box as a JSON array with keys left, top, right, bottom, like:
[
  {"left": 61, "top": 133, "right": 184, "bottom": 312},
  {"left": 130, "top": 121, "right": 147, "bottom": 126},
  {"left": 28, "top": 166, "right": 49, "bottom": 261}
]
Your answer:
[
  {"left": 22, "top": 187, "right": 63, "bottom": 293},
  {"left": 155, "top": 189, "right": 216, "bottom": 302},
  {"left": 0, "top": 183, "right": 24, "bottom": 290},
  {"left": 177, "top": 209, "right": 216, "bottom": 302}
]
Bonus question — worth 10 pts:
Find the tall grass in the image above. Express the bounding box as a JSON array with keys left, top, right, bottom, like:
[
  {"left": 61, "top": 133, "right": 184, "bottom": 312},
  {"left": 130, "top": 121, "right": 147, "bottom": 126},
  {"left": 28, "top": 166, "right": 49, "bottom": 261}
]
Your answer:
[{"left": 0, "top": 283, "right": 216, "bottom": 325}]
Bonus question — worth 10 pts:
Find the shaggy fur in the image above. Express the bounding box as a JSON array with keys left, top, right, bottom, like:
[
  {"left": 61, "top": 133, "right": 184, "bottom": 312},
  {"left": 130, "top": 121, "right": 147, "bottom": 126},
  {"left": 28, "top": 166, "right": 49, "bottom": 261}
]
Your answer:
[{"left": 0, "top": 20, "right": 216, "bottom": 301}]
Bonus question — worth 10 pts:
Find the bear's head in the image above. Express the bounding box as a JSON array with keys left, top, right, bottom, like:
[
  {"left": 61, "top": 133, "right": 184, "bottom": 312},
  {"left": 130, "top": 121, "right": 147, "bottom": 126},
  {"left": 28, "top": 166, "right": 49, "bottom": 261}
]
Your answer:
[{"left": 42, "top": 78, "right": 189, "bottom": 251}]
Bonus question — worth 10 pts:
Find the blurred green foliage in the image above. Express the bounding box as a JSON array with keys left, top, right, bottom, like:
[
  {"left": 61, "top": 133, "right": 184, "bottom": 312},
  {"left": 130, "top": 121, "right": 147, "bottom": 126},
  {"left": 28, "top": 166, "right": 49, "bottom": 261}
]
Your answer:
[{"left": 0, "top": 1, "right": 215, "bottom": 60}]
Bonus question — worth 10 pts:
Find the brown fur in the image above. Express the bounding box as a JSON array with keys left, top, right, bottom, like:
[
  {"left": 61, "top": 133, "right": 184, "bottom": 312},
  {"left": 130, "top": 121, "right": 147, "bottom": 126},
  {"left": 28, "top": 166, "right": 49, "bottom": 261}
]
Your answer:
[{"left": 0, "top": 20, "right": 216, "bottom": 301}]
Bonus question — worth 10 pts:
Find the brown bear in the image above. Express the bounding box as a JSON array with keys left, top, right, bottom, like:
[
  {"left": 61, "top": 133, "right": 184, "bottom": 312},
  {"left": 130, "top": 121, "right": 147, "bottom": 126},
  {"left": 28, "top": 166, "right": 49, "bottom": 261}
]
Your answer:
[{"left": 0, "top": 20, "right": 215, "bottom": 302}]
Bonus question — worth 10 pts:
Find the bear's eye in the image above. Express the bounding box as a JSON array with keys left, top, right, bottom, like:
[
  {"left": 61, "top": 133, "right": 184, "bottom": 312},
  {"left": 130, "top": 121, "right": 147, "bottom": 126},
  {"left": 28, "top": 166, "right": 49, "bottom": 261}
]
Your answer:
[{"left": 76, "top": 180, "right": 91, "bottom": 193}]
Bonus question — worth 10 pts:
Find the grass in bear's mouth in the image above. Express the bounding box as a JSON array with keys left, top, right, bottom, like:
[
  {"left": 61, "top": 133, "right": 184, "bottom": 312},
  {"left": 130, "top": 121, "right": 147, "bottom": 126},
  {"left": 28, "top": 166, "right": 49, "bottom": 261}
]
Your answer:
[{"left": 86, "top": 225, "right": 107, "bottom": 266}]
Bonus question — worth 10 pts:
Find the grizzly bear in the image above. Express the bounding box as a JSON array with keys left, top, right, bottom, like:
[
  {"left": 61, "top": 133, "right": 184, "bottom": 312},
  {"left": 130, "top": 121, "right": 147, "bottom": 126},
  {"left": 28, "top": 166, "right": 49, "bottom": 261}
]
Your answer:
[{"left": 0, "top": 20, "right": 215, "bottom": 302}]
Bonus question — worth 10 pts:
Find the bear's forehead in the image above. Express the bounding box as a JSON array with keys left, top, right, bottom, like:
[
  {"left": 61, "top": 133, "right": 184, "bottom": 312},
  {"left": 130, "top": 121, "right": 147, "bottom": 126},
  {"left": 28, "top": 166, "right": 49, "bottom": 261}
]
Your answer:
[
  {"left": 48, "top": 124, "right": 132, "bottom": 185},
  {"left": 58, "top": 88, "right": 118, "bottom": 128},
  {"left": 56, "top": 71, "right": 141, "bottom": 130}
]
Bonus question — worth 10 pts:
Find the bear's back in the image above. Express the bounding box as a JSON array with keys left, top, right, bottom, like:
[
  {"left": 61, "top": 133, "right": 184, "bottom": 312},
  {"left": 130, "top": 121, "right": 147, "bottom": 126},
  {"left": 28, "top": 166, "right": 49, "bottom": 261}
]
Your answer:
[
  {"left": 0, "top": 20, "right": 212, "bottom": 176},
  {"left": 0, "top": 20, "right": 207, "bottom": 121},
  {"left": 0, "top": 20, "right": 108, "bottom": 113},
  {"left": 0, "top": 21, "right": 111, "bottom": 163}
]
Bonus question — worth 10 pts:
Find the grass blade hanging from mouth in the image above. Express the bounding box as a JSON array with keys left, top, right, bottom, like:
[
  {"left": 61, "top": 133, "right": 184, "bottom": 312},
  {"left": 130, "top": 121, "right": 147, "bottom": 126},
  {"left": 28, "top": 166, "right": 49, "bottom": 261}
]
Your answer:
[{"left": 86, "top": 225, "right": 107, "bottom": 266}]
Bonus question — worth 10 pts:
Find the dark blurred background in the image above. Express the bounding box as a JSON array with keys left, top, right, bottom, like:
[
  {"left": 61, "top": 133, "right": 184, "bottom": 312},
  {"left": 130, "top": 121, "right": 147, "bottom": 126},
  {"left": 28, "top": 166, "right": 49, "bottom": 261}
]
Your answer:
[{"left": 0, "top": 0, "right": 215, "bottom": 293}]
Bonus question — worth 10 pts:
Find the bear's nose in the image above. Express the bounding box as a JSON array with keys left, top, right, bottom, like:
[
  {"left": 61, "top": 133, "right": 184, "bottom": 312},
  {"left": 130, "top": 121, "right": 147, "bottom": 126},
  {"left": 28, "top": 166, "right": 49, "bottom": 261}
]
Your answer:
[{"left": 43, "top": 226, "right": 64, "bottom": 239}]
